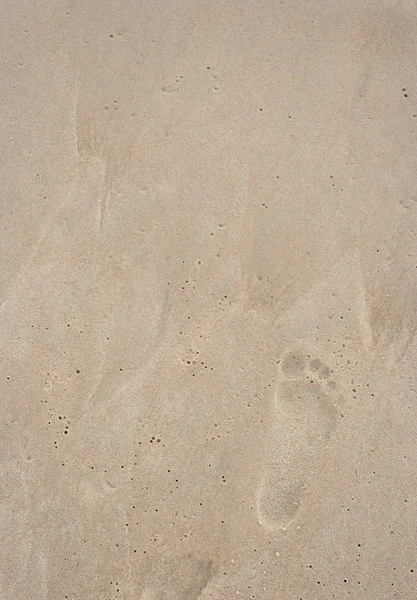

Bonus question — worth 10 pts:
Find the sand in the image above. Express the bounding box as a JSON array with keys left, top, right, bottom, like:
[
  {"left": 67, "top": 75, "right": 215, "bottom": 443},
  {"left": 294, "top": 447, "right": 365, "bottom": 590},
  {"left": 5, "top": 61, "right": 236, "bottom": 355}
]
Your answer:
[{"left": 1, "top": 1, "right": 417, "bottom": 598}]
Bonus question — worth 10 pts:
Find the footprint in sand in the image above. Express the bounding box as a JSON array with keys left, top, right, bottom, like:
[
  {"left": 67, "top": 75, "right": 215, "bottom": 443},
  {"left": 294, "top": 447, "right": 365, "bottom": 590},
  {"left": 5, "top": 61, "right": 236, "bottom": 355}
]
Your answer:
[{"left": 256, "top": 350, "right": 341, "bottom": 530}]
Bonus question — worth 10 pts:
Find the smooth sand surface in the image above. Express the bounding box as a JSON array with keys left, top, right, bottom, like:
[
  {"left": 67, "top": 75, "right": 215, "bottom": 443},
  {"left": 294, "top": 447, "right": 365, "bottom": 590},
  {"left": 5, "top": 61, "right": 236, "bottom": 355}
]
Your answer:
[{"left": 1, "top": 1, "right": 417, "bottom": 598}]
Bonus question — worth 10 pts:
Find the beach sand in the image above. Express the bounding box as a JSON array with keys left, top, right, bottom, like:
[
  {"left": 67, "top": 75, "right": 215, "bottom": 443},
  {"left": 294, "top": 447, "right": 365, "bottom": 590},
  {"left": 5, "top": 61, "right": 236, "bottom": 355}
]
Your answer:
[{"left": 1, "top": 1, "right": 417, "bottom": 598}]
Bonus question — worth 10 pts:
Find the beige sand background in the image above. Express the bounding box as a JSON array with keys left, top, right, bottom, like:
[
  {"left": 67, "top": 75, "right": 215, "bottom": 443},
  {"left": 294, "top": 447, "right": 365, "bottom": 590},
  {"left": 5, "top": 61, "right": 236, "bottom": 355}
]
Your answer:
[{"left": 1, "top": 1, "right": 417, "bottom": 598}]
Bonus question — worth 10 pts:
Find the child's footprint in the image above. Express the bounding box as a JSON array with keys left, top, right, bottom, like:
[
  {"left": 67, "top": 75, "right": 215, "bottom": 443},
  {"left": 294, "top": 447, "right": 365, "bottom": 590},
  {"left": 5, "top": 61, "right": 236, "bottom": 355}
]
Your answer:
[{"left": 256, "top": 350, "right": 340, "bottom": 530}]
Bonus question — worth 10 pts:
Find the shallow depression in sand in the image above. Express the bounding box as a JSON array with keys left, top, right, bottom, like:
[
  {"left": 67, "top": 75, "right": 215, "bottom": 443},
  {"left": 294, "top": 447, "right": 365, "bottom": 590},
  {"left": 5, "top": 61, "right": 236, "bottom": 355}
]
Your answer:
[{"left": 256, "top": 351, "right": 340, "bottom": 530}]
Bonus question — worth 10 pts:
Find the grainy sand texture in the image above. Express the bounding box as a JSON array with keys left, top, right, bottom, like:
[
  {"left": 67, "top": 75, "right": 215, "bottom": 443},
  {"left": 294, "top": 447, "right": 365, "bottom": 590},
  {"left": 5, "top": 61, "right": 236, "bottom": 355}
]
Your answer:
[{"left": 1, "top": 1, "right": 417, "bottom": 599}]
